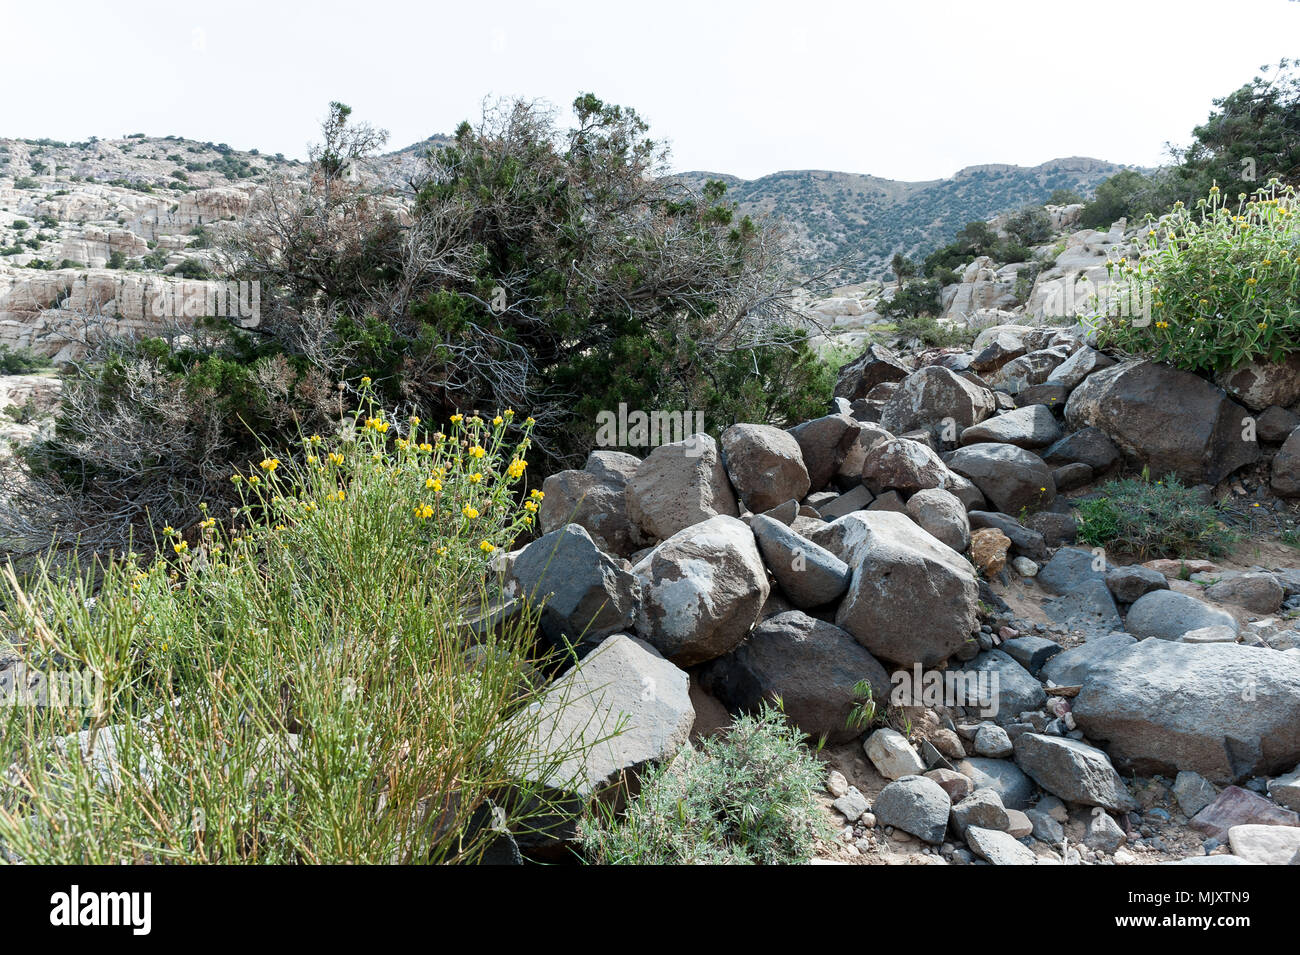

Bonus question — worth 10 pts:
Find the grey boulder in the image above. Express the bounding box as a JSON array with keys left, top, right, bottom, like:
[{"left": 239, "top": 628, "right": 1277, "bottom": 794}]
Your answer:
[
  {"left": 1072, "top": 639, "right": 1300, "bottom": 782},
  {"left": 750, "top": 514, "right": 851, "bottom": 609},
  {"left": 632, "top": 515, "right": 769, "bottom": 666}
]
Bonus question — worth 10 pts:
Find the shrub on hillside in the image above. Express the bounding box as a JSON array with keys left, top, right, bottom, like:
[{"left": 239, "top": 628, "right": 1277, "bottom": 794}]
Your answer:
[
  {"left": 0, "top": 394, "right": 594, "bottom": 864},
  {"left": 0, "top": 331, "right": 338, "bottom": 557},
  {"left": 1078, "top": 169, "right": 1167, "bottom": 230},
  {"left": 1093, "top": 181, "right": 1300, "bottom": 373},
  {"left": 578, "top": 705, "right": 830, "bottom": 864},
  {"left": 231, "top": 97, "right": 830, "bottom": 465},
  {"left": 1075, "top": 472, "right": 1237, "bottom": 560},
  {"left": 0, "top": 344, "right": 44, "bottom": 375}
]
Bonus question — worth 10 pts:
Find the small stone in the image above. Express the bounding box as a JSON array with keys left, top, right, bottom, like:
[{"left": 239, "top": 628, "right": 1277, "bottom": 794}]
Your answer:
[
  {"left": 924, "top": 768, "right": 973, "bottom": 803},
  {"left": 864, "top": 727, "right": 926, "bottom": 780},
  {"left": 1027, "top": 807, "right": 1064, "bottom": 844},
  {"left": 950, "top": 787, "right": 1011, "bottom": 837},
  {"left": 970, "top": 527, "right": 1011, "bottom": 576},
  {"left": 1085, "top": 811, "right": 1126, "bottom": 852},
  {"left": 872, "top": 775, "right": 952, "bottom": 845},
  {"left": 966, "top": 825, "right": 1037, "bottom": 865},
  {"left": 826, "top": 769, "right": 849, "bottom": 799},
  {"left": 1226, "top": 823, "right": 1300, "bottom": 865},
  {"left": 974, "top": 723, "right": 1014, "bottom": 758},
  {"left": 833, "top": 787, "right": 870, "bottom": 823},
  {"left": 1190, "top": 785, "right": 1300, "bottom": 840},
  {"left": 1012, "top": 556, "right": 1039, "bottom": 577},
  {"left": 1004, "top": 808, "right": 1034, "bottom": 839},
  {"left": 1268, "top": 765, "right": 1300, "bottom": 812}
]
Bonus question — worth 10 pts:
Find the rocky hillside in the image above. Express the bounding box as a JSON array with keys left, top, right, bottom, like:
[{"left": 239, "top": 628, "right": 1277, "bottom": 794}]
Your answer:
[{"left": 678, "top": 157, "right": 1130, "bottom": 281}]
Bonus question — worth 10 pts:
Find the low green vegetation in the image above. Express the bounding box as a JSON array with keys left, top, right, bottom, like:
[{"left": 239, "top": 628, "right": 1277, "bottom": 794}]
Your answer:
[
  {"left": 0, "top": 394, "right": 595, "bottom": 863},
  {"left": 0, "top": 345, "right": 45, "bottom": 375},
  {"left": 578, "top": 705, "right": 829, "bottom": 864},
  {"left": 1075, "top": 473, "right": 1238, "bottom": 560}
]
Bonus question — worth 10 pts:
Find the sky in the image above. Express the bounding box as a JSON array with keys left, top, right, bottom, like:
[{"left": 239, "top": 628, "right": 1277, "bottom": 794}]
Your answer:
[{"left": 2, "top": 0, "right": 1296, "bottom": 181}]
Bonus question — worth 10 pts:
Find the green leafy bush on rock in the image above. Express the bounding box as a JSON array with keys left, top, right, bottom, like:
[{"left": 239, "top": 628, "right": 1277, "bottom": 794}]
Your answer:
[{"left": 1094, "top": 182, "right": 1300, "bottom": 373}]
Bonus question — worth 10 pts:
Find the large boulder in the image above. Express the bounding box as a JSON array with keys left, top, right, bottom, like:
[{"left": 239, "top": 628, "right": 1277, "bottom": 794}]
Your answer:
[
  {"left": 509, "top": 525, "right": 641, "bottom": 647},
  {"left": 1072, "top": 640, "right": 1300, "bottom": 782},
  {"left": 509, "top": 634, "right": 693, "bottom": 829},
  {"left": 701, "top": 611, "right": 890, "bottom": 745},
  {"left": 625, "top": 434, "right": 738, "bottom": 541},
  {"left": 834, "top": 511, "right": 979, "bottom": 667},
  {"left": 720, "top": 424, "right": 811, "bottom": 514},
  {"left": 832, "top": 422, "right": 894, "bottom": 490},
  {"left": 1203, "top": 572, "right": 1284, "bottom": 614},
  {"left": 1216, "top": 355, "right": 1300, "bottom": 411},
  {"left": 965, "top": 826, "right": 1037, "bottom": 865},
  {"left": 1065, "top": 361, "right": 1258, "bottom": 484},
  {"left": 968, "top": 511, "right": 1049, "bottom": 562},
  {"left": 834, "top": 343, "right": 910, "bottom": 402},
  {"left": 880, "top": 365, "right": 996, "bottom": 439},
  {"left": 959, "top": 405, "right": 1062, "bottom": 449},
  {"left": 749, "top": 514, "right": 851, "bottom": 609},
  {"left": 787, "top": 414, "right": 861, "bottom": 493},
  {"left": 946, "top": 443, "right": 1056, "bottom": 514},
  {"left": 1273, "top": 427, "right": 1300, "bottom": 498},
  {"left": 1012, "top": 734, "right": 1136, "bottom": 811},
  {"left": 989, "top": 347, "right": 1070, "bottom": 393},
  {"left": 540, "top": 451, "right": 647, "bottom": 557},
  {"left": 1125, "top": 589, "right": 1237, "bottom": 641},
  {"left": 1039, "top": 632, "right": 1136, "bottom": 686},
  {"left": 632, "top": 515, "right": 769, "bottom": 666},
  {"left": 861, "top": 438, "right": 955, "bottom": 496}
]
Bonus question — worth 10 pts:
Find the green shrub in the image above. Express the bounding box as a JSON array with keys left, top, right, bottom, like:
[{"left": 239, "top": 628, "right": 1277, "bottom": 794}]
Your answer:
[
  {"left": 1075, "top": 473, "right": 1238, "bottom": 560},
  {"left": 0, "top": 344, "right": 44, "bottom": 374},
  {"left": 1079, "top": 169, "right": 1166, "bottom": 229},
  {"left": 578, "top": 705, "right": 830, "bottom": 864},
  {"left": 1094, "top": 181, "right": 1300, "bottom": 373},
  {"left": 0, "top": 394, "right": 596, "bottom": 864},
  {"left": 881, "top": 278, "right": 940, "bottom": 320},
  {"left": 172, "top": 256, "right": 213, "bottom": 279}
]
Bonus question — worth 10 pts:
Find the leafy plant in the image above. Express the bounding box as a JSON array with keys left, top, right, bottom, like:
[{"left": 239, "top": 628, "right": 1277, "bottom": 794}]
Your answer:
[
  {"left": 1093, "top": 181, "right": 1300, "bottom": 373},
  {"left": 1075, "top": 472, "right": 1238, "bottom": 560},
  {"left": 0, "top": 392, "right": 593, "bottom": 863},
  {"left": 578, "top": 704, "right": 830, "bottom": 865}
]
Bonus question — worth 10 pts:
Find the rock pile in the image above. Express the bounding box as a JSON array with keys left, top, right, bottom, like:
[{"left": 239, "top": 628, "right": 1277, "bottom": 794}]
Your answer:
[{"left": 499, "top": 330, "right": 1300, "bottom": 863}]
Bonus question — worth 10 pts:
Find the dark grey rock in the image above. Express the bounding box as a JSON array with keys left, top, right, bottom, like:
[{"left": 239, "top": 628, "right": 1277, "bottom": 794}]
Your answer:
[
  {"left": 1125, "top": 589, "right": 1238, "bottom": 641},
  {"left": 1012, "top": 733, "right": 1136, "bottom": 810},
  {"left": 750, "top": 514, "right": 851, "bottom": 609},
  {"left": 1105, "top": 565, "right": 1169, "bottom": 604},
  {"left": 872, "top": 775, "right": 952, "bottom": 844},
  {"left": 700, "top": 611, "right": 889, "bottom": 745}
]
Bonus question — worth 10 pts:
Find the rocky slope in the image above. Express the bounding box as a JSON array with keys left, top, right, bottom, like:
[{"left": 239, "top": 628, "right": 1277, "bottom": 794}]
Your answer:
[
  {"left": 678, "top": 157, "right": 1129, "bottom": 281},
  {"left": 490, "top": 323, "right": 1300, "bottom": 865}
]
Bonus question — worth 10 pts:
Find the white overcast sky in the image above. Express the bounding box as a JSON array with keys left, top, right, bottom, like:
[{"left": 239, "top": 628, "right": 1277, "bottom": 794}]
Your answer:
[{"left": 2, "top": 0, "right": 1295, "bottom": 181}]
